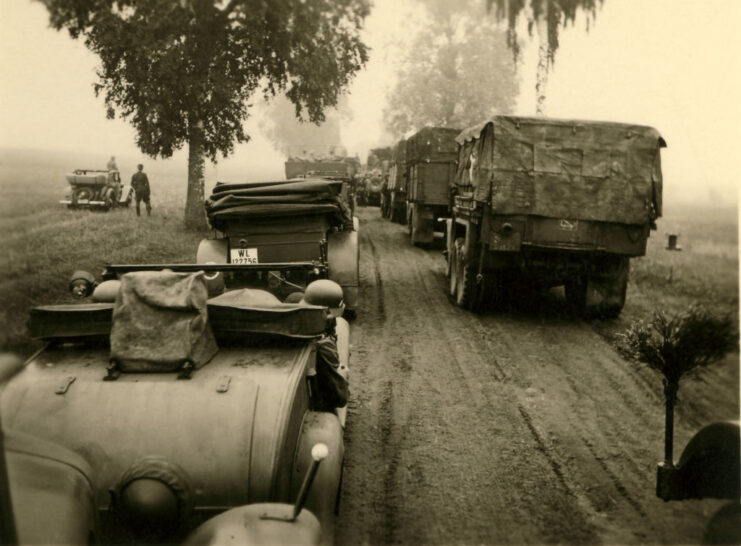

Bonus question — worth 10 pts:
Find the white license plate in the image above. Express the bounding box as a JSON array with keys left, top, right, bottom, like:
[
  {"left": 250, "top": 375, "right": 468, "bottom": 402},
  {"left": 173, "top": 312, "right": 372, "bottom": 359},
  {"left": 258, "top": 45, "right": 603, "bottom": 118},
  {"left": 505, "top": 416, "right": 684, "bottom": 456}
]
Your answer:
[{"left": 230, "top": 248, "right": 259, "bottom": 264}]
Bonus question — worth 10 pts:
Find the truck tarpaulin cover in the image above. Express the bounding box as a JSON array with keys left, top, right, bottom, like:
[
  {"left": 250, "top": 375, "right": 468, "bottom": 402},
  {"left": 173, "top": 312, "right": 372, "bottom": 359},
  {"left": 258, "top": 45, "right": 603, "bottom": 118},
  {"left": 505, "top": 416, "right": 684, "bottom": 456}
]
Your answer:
[
  {"left": 455, "top": 116, "right": 665, "bottom": 225},
  {"left": 205, "top": 178, "right": 354, "bottom": 231},
  {"left": 406, "top": 127, "right": 460, "bottom": 164}
]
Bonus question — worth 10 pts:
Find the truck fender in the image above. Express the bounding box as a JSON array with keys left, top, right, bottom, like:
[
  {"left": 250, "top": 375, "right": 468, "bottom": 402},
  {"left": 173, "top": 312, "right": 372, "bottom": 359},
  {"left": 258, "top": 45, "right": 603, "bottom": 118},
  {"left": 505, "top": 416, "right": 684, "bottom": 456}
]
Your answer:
[
  {"left": 196, "top": 238, "right": 228, "bottom": 264},
  {"left": 292, "top": 412, "right": 344, "bottom": 545},
  {"left": 327, "top": 220, "right": 359, "bottom": 313}
]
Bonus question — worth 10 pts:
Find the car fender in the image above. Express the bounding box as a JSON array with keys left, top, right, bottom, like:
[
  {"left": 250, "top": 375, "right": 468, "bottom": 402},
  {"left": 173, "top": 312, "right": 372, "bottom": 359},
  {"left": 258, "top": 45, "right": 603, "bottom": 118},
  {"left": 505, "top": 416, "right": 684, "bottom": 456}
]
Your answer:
[
  {"left": 5, "top": 430, "right": 97, "bottom": 545},
  {"left": 292, "top": 412, "right": 344, "bottom": 545},
  {"left": 183, "top": 503, "right": 321, "bottom": 546},
  {"left": 327, "top": 219, "right": 359, "bottom": 312},
  {"left": 197, "top": 238, "right": 228, "bottom": 264}
]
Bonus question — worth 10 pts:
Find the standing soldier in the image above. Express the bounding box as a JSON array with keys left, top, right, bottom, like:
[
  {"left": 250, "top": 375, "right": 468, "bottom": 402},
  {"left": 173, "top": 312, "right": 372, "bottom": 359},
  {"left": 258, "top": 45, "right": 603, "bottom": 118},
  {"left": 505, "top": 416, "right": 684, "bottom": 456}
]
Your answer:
[{"left": 130, "top": 164, "right": 151, "bottom": 217}]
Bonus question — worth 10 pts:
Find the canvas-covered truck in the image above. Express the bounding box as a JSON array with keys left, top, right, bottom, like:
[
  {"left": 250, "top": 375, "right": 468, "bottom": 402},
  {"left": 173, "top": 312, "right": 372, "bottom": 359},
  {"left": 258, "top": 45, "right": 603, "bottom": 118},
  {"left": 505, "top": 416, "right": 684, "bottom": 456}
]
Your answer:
[
  {"left": 406, "top": 127, "right": 459, "bottom": 246},
  {"left": 357, "top": 146, "right": 390, "bottom": 207},
  {"left": 198, "top": 178, "right": 359, "bottom": 318},
  {"left": 284, "top": 149, "right": 360, "bottom": 216},
  {"left": 446, "top": 116, "right": 664, "bottom": 317},
  {"left": 60, "top": 169, "right": 133, "bottom": 210},
  {"left": 382, "top": 139, "right": 408, "bottom": 223}
]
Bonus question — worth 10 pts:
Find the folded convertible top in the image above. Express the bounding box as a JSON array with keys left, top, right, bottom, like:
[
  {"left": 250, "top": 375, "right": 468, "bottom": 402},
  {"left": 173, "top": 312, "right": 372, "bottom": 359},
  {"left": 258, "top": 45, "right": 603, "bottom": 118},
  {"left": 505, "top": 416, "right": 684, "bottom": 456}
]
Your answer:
[{"left": 205, "top": 178, "right": 353, "bottom": 230}]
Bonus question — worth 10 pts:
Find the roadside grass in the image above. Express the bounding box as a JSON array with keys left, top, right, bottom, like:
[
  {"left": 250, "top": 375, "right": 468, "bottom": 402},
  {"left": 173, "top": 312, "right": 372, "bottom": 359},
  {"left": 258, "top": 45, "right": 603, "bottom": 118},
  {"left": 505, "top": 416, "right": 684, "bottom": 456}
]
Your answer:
[
  {"left": 0, "top": 149, "right": 207, "bottom": 353},
  {"left": 598, "top": 203, "right": 738, "bottom": 340}
]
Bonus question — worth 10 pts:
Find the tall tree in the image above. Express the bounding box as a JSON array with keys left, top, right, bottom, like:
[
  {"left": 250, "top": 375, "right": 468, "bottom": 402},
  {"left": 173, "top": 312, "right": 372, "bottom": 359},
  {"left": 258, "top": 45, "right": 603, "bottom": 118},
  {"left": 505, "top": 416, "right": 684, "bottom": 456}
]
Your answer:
[
  {"left": 384, "top": 0, "right": 519, "bottom": 138},
  {"left": 487, "top": 0, "right": 602, "bottom": 115},
  {"left": 40, "top": 0, "right": 369, "bottom": 228}
]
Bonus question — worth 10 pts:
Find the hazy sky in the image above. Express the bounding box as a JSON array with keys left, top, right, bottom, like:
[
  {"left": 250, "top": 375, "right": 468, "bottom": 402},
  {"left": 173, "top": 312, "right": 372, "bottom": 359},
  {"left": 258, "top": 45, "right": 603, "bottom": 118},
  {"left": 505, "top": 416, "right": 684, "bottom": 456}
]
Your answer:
[{"left": 1, "top": 0, "right": 740, "bottom": 202}]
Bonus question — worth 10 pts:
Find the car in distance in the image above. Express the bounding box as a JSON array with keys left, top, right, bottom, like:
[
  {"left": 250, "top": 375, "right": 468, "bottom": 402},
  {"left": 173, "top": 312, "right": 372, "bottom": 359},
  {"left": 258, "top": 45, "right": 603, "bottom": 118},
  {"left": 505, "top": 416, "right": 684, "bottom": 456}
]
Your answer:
[
  {"left": 198, "top": 177, "right": 360, "bottom": 318},
  {"left": 60, "top": 168, "right": 133, "bottom": 210}
]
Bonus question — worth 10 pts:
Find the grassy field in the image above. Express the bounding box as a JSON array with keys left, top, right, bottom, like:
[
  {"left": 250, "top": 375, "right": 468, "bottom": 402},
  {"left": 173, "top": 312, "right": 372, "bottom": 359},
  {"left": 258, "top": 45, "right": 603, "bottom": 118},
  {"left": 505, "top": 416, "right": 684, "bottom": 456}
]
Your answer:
[
  {"left": 0, "top": 148, "right": 207, "bottom": 352},
  {"left": 0, "top": 147, "right": 738, "bottom": 360}
]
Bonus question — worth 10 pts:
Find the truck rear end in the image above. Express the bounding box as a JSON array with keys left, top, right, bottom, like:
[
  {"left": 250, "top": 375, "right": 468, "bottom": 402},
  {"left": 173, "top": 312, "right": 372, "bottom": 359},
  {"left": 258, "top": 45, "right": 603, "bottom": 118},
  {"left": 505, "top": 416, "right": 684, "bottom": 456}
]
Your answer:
[
  {"left": 448, "top": 116, "right": 664, "bottom": 316},
  {"left": 406, "top": 127, "right": 459, "bottom": 245},
  {"left": 384, "top": 139, "right": 408, "bottom": 223}
]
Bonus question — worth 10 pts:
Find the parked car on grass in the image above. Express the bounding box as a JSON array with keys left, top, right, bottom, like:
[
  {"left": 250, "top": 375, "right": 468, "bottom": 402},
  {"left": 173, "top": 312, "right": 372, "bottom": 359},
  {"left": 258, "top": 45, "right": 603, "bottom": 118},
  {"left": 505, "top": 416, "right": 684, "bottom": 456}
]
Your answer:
[{"left": 60, "top": 168, "right": 133, "bottom": 210}]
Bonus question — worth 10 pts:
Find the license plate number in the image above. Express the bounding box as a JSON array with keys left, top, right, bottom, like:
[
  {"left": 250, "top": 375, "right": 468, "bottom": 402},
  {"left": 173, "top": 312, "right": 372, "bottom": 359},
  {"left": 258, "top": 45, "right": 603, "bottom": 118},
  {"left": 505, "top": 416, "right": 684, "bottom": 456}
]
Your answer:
[{"left": 230, "top": 248, "right": 259, "bottom": 264}]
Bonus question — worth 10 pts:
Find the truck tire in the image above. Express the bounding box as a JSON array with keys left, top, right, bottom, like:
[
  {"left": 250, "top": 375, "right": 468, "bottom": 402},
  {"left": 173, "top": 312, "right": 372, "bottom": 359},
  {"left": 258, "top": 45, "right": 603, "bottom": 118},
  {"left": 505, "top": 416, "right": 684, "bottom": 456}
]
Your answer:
[
  {"left": 565, "top": 275, "right": 587, "bottom": 311},
  {"left": 455, "top": 238, "right": 477, "bottom": 310},
  {"left": 578, "top": 257, "right": 629, "bottom": 318}
]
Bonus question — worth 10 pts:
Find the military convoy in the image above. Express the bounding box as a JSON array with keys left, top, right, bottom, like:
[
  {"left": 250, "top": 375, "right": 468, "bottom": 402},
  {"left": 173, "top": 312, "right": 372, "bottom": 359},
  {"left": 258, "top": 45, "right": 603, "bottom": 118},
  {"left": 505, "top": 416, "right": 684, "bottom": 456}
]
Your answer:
[
  {"left": 373, "top": 116, "right": 663, "bottom": 317},
  {"left": 60, "top": 168, "right": 133, "bottom": 210},
  {"left": 2, "top": 113, "right": 671, "bottom": 543}
]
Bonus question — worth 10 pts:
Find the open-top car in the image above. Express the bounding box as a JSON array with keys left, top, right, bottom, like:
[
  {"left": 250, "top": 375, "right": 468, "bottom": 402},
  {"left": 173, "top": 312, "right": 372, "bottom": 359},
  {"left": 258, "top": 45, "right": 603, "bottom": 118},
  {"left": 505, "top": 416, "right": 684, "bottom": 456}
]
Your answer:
[
  {"left": 61, "top": 168, "right": 133, "bottom": 210},
  {"left": 198, "top": 178, "right": 360, "bottom": 318},
  {"left": 2, "top": 269, "right": 351, "bottom": 545}
]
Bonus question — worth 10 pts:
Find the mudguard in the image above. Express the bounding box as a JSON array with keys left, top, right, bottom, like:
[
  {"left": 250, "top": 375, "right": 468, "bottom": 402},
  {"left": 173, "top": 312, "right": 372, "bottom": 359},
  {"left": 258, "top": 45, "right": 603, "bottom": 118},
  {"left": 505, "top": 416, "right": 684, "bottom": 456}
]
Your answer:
[
  {"left": 196, "top": 238, "right": 228, "bottom": 264},
  {"left": 183, "top": 503, "right": 321, "bottom": 545},
  {"left": 292, "top": 412, "right": 344, "bottom": 546},
  {"left": 5, "top": 430, "right": 97, "bottom": 545},
  {"left": 657, "top": 421, "right": 740, "bottom": 501},
  {"left": 327, "top": 218, "right": 359, "bottom": 313}
]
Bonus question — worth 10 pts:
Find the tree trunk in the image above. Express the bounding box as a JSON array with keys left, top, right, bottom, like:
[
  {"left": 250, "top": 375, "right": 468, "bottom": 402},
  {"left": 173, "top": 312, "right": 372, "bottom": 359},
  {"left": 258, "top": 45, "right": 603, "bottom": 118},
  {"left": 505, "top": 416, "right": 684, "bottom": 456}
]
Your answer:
[
  {"left": 663, "top": 380, "right": 679, "bottom": 466},
  {"left": 535, "top": 0, "right": 549, "bottom": 116},
  {"left": 185, "top": 120, "right": 208, "bottom": 230}
]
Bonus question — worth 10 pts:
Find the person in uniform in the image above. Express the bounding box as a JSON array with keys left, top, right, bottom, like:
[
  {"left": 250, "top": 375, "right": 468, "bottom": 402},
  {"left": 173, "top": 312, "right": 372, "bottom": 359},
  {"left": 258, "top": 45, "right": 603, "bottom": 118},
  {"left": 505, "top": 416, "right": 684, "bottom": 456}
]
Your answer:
[{"left": 130, "top": 164, "right": 151, "bottom": 217}]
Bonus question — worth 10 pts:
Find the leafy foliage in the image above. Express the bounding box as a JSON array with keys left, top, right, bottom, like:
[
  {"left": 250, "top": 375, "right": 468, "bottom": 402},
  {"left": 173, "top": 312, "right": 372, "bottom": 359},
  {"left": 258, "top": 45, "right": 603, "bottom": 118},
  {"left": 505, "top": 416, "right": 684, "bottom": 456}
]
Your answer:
[
  {"left": 39, "top": 0, "right": 369, "bottom": 162},
  {"left": 618, "top": 306, "right": 737, "bottom": 389},
  {"left": 487, "top": 0, "right": 602, "bottom": 65},
  {"left": 384, "top": 0, "right": 519, "bottom": 138}
]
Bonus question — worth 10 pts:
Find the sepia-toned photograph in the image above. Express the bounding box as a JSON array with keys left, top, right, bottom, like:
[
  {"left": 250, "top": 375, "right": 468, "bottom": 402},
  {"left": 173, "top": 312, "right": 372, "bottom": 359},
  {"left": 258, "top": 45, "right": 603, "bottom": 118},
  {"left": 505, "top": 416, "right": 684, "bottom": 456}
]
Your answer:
[{"left": 0, "top": 0, "right": 738, "bottom": 544}]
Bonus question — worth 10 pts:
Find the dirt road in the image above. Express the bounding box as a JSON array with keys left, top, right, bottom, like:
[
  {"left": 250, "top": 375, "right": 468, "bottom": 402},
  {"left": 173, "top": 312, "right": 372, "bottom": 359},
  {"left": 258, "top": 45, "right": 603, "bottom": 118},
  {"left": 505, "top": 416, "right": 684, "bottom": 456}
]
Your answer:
[{"left": 336, "top": 208, "right": 735, "bottom": 545}]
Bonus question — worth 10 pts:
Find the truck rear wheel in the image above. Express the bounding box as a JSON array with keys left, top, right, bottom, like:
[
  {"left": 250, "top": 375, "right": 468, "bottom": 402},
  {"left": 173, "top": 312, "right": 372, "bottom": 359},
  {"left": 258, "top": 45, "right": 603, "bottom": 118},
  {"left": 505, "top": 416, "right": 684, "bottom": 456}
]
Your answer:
[
  {"left": 571, "top": 258, "right": 629, "bottom": 318},
  {"left": 565, "top": 275, "right": 587, "bottom": 311}
]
